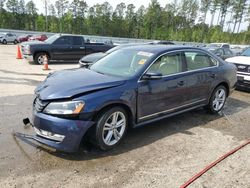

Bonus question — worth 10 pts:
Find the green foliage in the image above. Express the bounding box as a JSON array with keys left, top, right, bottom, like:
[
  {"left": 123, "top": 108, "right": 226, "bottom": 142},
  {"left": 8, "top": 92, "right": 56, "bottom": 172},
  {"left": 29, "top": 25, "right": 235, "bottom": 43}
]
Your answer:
[{"left": 0, "top": 0, "right": 249, "bottom": 44}]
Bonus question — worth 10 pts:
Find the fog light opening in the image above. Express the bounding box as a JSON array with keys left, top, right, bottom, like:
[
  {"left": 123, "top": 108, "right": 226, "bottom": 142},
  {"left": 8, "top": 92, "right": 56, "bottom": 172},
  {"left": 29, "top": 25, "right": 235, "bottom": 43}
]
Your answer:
[{"left": 34, "top": 127, "right": 65, "bottom": 142}]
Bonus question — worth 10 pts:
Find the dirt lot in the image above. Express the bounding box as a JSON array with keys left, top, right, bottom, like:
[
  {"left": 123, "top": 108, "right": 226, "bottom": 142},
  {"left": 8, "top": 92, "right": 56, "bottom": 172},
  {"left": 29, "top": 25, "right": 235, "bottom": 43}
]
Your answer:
[{"left": 0, "top": 45, "right": 249, "bottom": 188}]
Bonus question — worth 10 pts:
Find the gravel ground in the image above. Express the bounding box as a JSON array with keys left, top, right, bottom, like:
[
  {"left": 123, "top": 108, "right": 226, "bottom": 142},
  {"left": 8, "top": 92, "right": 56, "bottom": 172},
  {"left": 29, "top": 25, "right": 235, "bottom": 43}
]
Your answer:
[{"left": 0, "top": 45, "right": 249, "bottom": 188}]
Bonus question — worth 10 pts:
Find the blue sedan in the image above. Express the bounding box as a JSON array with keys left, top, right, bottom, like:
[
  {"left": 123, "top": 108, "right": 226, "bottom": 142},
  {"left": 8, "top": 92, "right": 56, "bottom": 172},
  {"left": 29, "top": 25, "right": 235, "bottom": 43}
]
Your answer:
[{"left": 30, "top": 45, "right": 237, "bottom": 152}]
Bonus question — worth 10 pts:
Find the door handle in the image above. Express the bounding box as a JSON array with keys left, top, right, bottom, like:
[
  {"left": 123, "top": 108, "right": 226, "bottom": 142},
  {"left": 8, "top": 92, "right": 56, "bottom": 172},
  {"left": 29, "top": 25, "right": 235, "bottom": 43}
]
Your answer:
[
  {"left": 80, "top": 47, "right": 85, "bottom": 49},
  {"left": 177, "top": 81, "right": 184, "bottom": 86},
  {"left": 210, "top": 73, "right": 216, "bottom": 78}
]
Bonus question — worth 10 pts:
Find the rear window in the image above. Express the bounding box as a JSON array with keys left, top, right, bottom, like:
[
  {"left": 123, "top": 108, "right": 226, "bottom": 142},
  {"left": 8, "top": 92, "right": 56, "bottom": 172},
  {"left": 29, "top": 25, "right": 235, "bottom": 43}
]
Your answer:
[
  {"left": 185, "top": 51, "right": 217, "bottom": 71},
  {"left": 222, "top": 44, "right": 230, "bottom": 49}
]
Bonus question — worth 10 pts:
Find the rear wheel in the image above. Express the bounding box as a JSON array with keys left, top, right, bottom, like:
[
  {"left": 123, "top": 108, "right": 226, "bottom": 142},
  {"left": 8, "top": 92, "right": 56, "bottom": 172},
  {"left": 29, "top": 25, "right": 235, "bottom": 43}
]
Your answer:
[
  {"left": 206, "top": 85, "right": 227, "bottom": 114},
  {"left": 34, "top": 52, "right": 48, "bottom": 65},
  {"left": 93, "top": 107, "right": 128, "bottom": 151},
  {"left": 14, "top": 39, "right": 18, "bottom": 44}
]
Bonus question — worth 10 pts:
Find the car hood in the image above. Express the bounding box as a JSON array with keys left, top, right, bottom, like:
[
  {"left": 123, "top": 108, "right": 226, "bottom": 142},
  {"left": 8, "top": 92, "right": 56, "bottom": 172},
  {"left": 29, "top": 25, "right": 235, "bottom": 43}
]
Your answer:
[
  {"left": 80, "top": 52, "right": 106, "bottom": 63},
  {"left": 35, "top": 68, "right": 126, "bottom": 100},
  {"left": 21, "top": 40, "right": 44, "bottom": 45},
  {"left": 225, "top": 56, "right": 250, "bottom": 65}
]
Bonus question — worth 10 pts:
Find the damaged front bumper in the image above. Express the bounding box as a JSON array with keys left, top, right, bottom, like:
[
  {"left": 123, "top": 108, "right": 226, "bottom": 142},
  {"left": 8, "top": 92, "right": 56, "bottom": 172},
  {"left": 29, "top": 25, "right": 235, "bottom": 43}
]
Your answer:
[{"left": 15, "top": 112, "right": 95, "bottom": 153}]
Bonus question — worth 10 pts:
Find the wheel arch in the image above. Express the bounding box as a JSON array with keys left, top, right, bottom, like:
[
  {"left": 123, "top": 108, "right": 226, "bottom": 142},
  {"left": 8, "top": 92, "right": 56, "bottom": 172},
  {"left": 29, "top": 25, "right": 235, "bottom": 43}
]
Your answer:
[
  {"left": 93, "top": 102, "right": 135, "bottom": 127},
  {"left": 33, "top": 51, "right": 51, "bottom": 60},
  {"left": 79, "top": 102, "right": 135, "bottom": 149},
  {"left": 215, "top": 81, "right": 229, "bottom": 97}
]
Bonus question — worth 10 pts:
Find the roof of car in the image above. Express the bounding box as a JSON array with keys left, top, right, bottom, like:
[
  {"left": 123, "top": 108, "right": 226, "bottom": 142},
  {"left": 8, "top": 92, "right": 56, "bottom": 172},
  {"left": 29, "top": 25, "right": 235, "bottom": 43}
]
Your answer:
[{"left": 119, "top": 44, "right": 205, "bottom": 54}]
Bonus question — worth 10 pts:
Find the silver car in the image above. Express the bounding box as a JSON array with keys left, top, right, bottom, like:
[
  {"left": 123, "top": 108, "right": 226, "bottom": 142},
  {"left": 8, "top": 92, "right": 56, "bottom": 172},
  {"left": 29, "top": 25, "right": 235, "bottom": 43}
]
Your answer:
[{"left": 0, "top": 33, "right": 18, "bottom": 44}]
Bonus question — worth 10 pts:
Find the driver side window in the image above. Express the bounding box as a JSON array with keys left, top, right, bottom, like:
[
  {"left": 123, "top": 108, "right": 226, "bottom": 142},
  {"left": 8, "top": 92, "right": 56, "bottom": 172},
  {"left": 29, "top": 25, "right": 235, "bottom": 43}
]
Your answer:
[
  {"left": 147, "top": 53, "right": 183, "bottom": 76},
  {"left": 53, "top": 36, "right": 71, "bottom": 45}
]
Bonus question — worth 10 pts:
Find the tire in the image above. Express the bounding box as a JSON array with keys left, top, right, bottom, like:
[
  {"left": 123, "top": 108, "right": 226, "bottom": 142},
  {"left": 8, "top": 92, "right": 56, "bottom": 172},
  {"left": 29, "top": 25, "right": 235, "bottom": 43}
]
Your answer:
[
  {"left": 2, "top": 39, "right": 7, "bottom": 44},
  {"left": 14, "top": 39, "right": 18, "bottom": 44},
  {"left": 93, "top": 107, "right": 128, "bottom": 151},
  {"left": 205, "top": 85, "right": 227, "bottom": 114},
  {"left": 34, "top": 52, "right": 48, "bottom": 65}
]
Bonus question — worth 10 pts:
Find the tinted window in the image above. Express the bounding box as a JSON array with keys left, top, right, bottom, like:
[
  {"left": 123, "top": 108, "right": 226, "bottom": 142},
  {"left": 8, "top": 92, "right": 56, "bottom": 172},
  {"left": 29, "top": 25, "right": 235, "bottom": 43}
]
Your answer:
[
  {"left": 53, "top": 36, "right": 71, "bottom": 45},
  {"left": 222, "top": 44, "right": 230, "bottom": 49},
  {"left": 147, "top": 53, "right": 183, "bottom": 76},
  {"left": 73, "top": 37, "right": 83, "bottom": 45},
  {"left": 185, "top": 51, "right": 217, "bottom": 71}
]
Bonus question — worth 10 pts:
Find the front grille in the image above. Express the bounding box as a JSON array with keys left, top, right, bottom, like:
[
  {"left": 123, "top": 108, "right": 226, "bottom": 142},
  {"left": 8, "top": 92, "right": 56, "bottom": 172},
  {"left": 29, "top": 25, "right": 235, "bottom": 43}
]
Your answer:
[
  {"left": 33, "top": 97, "right": 48, "bottom": 112},
  {"left": 235, "top": 64, "right": 250, "bottom": 73}
]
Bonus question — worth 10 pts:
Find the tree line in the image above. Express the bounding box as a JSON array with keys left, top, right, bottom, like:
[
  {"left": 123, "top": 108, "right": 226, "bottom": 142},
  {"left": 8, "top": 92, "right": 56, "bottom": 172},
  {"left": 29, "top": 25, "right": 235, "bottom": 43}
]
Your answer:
[{"left": 0, "top": 0, "right": 250, "bottom": 44}]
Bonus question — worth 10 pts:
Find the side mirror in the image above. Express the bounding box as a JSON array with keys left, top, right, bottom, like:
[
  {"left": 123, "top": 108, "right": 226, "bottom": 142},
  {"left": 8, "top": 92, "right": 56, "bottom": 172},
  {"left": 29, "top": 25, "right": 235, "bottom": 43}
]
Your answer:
[
  {"left": 79, "top": 62, "right": 93, "bottom": 68},
  {"left": 142, "top": 72, "right": 163, "bottom": 80}
]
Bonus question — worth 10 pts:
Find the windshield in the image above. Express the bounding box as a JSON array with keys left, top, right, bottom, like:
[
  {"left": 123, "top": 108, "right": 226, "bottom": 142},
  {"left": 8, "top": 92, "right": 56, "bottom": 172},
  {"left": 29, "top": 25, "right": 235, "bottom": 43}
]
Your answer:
[
  {"left": 44, "top": 35, "right": 60, "bottom": 44},
  {"left": 241, "top": 48, "right": 250, "bottom": 56},
  {"left": 90, "top": 49, "right": 154, "bottom": 78}
]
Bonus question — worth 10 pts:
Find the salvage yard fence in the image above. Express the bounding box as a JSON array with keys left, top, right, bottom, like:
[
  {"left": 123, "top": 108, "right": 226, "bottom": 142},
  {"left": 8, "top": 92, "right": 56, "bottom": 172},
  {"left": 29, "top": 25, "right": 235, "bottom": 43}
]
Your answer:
[{"left": 0, "top": 28, "right": 248, "bottom": 49}]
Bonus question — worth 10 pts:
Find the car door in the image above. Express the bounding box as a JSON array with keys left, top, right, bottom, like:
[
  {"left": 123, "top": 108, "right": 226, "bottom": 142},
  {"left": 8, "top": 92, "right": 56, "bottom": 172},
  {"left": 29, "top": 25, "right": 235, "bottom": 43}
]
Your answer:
[
  {"left": 137, "top": 52, "right": 187, "bottom": 122},
  {"left": 70, "top": 36, "right": 86, "bottom": 60},
  {"left": 183, "top": 50, "right": 218, "bottom": 104},
  {"left": 51, "top": 36, "right": 72, "bottom": 60},
  {"left": 6, "top": 33, "right": 13, "bottom": 42}
]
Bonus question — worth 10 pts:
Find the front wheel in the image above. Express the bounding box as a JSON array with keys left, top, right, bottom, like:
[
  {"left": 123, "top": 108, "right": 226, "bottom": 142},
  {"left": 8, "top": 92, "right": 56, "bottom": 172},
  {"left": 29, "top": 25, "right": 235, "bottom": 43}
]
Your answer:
[
  {"left": 34, "top": 52, "right": 48, "bottom": 64},
  {"left": 206, "top": 85, "right": 227, "bottom": 114},
  {"left": 94, "top": 107, "right": 128, "bottom": 151},
  {"left": 2, "top": 39, "right": 7, "bottom": 44}
]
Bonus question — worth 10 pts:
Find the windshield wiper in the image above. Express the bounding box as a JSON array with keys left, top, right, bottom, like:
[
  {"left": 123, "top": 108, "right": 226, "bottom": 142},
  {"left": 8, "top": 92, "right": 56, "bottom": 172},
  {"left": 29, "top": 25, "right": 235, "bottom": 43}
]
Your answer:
[{"left": 94, "top": 70, "right": 105, "bottom": 75}]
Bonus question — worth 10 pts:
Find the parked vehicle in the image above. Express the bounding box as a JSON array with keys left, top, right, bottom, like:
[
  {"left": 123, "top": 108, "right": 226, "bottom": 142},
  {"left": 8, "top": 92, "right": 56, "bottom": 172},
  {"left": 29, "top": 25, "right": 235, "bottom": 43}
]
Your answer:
[
  {"left": 231, "top": 46, "right": 245, "bottom": 55},
  {"left": 18, "top": 34, "right": 33, "bottom": 43},
  {"left": 207, "top": 43, "right": 230, "bottom": 49},
  {"left": 0, "top": 33, "right": 18, "bottom": 44},
  {"left": 79, "top": 43, "right": 147, "bottom": 68},
  {"left": 207, "top": 47, "right": 235, "bottom": 60},
  {"left": 149, "top": 40, "right": 175, "bottom": 45},
  {"left": 21, "top": 34, "right": 114, "bottom": 64},
  {"left": 28, "top": 34, "right": 48, "bottom": 41},
  {"left": 226, "top": 47, "right": 250, "bottom": 89},
  {"left": 27, "top": 45, "right": 236, "bottom": 152}
]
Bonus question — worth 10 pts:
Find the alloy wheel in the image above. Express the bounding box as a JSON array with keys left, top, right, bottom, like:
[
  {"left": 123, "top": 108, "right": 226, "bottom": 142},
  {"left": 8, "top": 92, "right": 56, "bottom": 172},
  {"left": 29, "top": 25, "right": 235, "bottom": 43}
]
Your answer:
[
  {"left": 212, "top": 88, "right": 226, "bottom": 111},
  {"left": 102, "top": 111, "right": 126, "bottom": 146},
  {"left": 37, "top": 55, "right": 45, "bottom": 64}
]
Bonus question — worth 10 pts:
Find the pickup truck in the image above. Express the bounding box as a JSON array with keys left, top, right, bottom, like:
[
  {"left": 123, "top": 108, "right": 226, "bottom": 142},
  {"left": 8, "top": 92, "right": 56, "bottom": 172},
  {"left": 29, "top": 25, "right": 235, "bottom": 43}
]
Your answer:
[{"left": 21, "top": 34, "right": 114, "bottom": 64}]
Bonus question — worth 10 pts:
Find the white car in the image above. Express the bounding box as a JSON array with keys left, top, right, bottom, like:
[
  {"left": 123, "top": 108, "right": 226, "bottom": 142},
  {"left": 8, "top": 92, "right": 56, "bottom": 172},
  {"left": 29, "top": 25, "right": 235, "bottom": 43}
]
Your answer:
[
  {"left": 0, "top": 33, "right": 18, "bottom": 44},
  {"left": 225, "top": 48, "right": 250, "bottom": 89},
  {"left": 207, "top": 43, "right": 230, "bottom": 49}
]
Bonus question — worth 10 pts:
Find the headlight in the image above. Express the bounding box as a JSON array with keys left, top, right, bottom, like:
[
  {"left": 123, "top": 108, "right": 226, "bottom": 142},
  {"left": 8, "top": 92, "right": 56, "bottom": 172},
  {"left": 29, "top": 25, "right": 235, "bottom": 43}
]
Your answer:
[
  {"left": 43, "top": 101, "right": 84, "bottom": 115},
  {"left": 248, "top": 66, "right": 250, "bottom": 73},
  {"left": 24, "top": 45, "right": 31, "bottom": 54}
]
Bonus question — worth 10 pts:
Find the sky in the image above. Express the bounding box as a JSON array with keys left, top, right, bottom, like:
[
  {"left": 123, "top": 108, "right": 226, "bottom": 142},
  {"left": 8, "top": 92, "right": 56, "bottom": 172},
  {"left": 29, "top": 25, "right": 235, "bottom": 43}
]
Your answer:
[{"left": 29, "top": 0, "right": 248, "bottom": 32}]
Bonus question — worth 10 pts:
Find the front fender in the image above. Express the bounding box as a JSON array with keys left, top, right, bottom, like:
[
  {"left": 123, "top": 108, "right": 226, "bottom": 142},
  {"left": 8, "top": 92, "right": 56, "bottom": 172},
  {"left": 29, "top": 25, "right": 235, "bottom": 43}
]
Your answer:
[{"left": 76, "top": 85, "right": 137, "bottom": 123}]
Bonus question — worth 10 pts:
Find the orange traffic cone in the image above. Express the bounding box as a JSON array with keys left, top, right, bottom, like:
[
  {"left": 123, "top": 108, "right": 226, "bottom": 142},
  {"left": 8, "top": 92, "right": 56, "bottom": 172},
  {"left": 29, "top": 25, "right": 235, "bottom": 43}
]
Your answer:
[
  {"left": 16, "top": 45, "right": 22, "bottom": 59},
  {"left": 43, "top": 55, "right": 50, "bottom": 71}
]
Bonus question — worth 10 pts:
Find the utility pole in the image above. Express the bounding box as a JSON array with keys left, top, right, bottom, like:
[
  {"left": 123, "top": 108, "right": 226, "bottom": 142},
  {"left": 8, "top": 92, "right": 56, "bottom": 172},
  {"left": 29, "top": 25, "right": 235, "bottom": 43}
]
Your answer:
[{"left": 43, "top": 0, "right": 48, "bottom": 31}]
